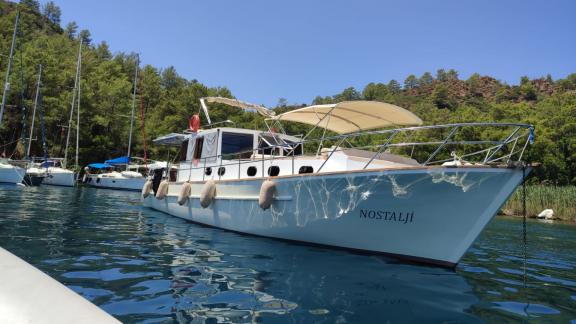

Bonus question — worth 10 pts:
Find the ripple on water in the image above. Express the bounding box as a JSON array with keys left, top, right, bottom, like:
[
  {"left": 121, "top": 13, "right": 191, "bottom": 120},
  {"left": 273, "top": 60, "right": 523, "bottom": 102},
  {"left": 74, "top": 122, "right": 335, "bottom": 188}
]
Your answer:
[{"left": 492, "top": 301, "right": 561, "bottom": 317}]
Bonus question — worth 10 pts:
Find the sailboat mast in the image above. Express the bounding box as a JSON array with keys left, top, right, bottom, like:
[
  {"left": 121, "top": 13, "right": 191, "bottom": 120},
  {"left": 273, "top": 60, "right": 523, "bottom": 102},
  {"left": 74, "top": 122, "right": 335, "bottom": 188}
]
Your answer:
[
  {"left": 75, "top": 48, "right": 82, "bottom": 169},
  {"left": 63, "top": 38, "right": 82, "bottom": 169},
  {"left": 0, "top": 11, "right": 19, "bottom": 126},
  {"left": 26, "top": 64, "right": 42, "bottom": 159},
  {"left": 127, "top": 55, "right": 139, "bottom": 161}
]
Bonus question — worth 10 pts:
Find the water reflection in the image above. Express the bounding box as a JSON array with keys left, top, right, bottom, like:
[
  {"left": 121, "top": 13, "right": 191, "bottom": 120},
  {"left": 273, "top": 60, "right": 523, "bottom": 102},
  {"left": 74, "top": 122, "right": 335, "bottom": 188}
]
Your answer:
[{"left": 0, "top": 186, "right": 575, "bottom": 323}]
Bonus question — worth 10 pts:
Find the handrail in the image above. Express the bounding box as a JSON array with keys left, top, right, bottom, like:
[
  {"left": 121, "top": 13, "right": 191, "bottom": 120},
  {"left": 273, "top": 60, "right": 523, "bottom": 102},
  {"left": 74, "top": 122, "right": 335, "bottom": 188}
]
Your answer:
[{"left": 159, "top": 122, "right": 534, "bottom": 181}]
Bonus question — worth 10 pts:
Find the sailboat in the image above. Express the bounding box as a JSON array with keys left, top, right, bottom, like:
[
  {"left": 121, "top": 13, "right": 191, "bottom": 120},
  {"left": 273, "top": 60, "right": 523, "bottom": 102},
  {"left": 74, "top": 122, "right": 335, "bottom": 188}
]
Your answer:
[
  {"left": 143, "top": 97, "right": 534, "bottom": 267},
  {"left": 22, "top": 65, "right": 47, "bottom": 186},
  {"left": 42, "top": 39, "right": 83, "bottom": 187},
  {"left": 0, "top": 11, "right": 25, "bottom": 185},
  {"left": 85, "top": 55, "right": 165, "bottom": 191}
]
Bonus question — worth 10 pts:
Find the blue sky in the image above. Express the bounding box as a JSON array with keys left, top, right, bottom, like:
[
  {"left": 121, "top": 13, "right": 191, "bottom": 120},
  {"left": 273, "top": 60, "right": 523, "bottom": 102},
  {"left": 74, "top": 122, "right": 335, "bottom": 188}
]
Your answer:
[{"left": 44, "top": 0, "right": 575, "bottom": 107}]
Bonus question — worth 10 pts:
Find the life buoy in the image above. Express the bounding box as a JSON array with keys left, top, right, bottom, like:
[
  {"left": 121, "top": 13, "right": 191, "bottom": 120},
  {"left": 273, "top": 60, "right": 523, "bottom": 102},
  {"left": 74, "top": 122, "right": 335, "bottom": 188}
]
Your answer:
[
  {"left": 199, "top": 180, "right": 216, "bottom": 208},
  {"left": 177, "top": 182, "right": 192, "bottom": 206},
  {"left": 189, "top": 114, "right": 201, "bottom": 132},
  {"left": 142, "top": 180, "right": 153, "bottom": 198},
  {"left": 155, "top": 180, "right": 169, "bottom": 200},
  {"left": 259, "top": 180, "right": 277, "bottom": 210}
]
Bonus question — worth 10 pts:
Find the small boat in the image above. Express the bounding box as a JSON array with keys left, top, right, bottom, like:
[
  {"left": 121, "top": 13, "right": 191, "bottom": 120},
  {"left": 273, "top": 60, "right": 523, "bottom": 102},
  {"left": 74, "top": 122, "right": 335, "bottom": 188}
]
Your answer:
[
  {"left": 143, "top": 97, "right": 534, "bottom": 267},
  {"left": 84, "top": 158, "right": 167, "bottom": 191}
]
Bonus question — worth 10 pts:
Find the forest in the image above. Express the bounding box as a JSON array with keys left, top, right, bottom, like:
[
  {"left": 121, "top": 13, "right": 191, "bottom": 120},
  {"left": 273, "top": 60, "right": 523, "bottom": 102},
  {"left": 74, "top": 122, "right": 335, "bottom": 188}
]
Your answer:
[{"left": 1, "top": 0, "right": 575, "bottom": 185}]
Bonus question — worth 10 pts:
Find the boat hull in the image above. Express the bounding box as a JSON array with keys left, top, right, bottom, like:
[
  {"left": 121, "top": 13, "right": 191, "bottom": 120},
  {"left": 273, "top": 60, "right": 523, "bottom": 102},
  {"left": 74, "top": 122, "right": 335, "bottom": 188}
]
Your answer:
[
  {"left": 0, "top": 163, "right": 25, "bottom": 185},
  {"left": 144, "top": 166, "right": 529, "bottom": 267},
  {"left": 85, "top": 174, "right": 145, "bottom": 191},
  {"left": 43, "top": 168, "right": 76, "bottom": 187}
]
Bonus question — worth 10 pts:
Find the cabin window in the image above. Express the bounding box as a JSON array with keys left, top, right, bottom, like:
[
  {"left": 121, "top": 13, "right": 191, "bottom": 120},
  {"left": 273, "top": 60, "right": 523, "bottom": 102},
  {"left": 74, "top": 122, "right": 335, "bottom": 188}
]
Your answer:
[
  {"left": 221, "top": 132, "right": 254, "bottom": 159},
  {"left": 179, "top": 140, "right": 189, "bottom": 161},
  {"left": 268, "top": 166, "right": 280, "bottom": 177},
  {"left": 258, "top": 134, "right": 280, "bottom": 156},
  {"left": 283, "top": 140, "right": 303, "bottom": 156},
  {"left": 205, "top": 167, "right": 212, "bottom": 176},
  {"left": 298, "top": 166, "right": 314, "bottom": 174},
  {"left": 259, "top": 134, "right": 302, "bottom": 156},
  {"left": 247, "top": 166, "right": 257, "bottom": 176},
  {"left": 218, "top": 167, "right": 226, "bottom": 176},
  {"left": 193, "top": 137, "right": 204, "bottom": 161},
  {"left": 169, "top": 169, "right": 177, "bottom": 182}
]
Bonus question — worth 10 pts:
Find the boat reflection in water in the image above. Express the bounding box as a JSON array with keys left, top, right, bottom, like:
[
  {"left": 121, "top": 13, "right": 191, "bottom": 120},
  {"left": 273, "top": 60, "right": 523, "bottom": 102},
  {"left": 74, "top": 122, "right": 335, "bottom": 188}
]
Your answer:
[{"left": 100, "top": 213, "right": 481, "bottom": 323}]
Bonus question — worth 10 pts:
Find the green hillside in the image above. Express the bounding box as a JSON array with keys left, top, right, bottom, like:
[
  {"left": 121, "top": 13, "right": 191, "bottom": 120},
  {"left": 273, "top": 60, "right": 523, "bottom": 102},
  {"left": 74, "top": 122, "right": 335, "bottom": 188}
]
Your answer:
[{"left": 1, "top": 0, "right": 575, "bottom": 185}]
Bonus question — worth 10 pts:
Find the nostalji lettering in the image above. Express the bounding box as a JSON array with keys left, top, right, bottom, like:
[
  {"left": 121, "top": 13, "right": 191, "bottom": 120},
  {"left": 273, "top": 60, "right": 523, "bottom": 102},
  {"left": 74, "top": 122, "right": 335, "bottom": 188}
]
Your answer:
[{"left": 359, "top": 209, "right": 414, "bottom": 224}]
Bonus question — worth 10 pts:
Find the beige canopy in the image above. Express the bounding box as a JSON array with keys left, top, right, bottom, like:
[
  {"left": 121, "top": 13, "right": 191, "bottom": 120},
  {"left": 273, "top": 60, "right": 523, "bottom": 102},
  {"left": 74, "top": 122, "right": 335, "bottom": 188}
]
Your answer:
[
  {"left": 201, "top": 97, "right": 275, "bottom": 119},
  {"left": 270, "top": 101, "right": 423, "bottom": 134}
]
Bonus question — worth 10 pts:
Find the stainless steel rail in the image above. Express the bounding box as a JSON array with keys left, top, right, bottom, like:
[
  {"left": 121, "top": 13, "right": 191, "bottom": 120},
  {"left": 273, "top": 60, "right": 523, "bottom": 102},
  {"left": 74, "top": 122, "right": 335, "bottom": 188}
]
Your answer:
[{"left": 161, "top": 122, "right": 534, "bottom": 180}]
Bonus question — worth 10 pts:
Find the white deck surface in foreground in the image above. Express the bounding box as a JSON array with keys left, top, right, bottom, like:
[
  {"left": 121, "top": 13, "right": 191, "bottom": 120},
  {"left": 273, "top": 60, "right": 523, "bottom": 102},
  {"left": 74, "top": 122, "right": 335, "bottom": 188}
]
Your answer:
[{"left": 0, "top": 247, "right": 119, "bottom": 324}]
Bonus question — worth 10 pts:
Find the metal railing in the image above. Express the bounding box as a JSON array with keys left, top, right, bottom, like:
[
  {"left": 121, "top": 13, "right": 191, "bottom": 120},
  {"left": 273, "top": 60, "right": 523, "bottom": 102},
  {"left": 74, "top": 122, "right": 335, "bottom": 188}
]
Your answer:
[{"left": 163, "top": 122, "right": 534, "bottom": 181}]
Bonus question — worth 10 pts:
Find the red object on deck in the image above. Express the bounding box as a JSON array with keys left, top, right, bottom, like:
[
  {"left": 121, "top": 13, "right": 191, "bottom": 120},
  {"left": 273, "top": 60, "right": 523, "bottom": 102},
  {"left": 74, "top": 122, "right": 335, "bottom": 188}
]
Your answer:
[{"left": 189, "top": 114, "right": 201, "bottom": 132}]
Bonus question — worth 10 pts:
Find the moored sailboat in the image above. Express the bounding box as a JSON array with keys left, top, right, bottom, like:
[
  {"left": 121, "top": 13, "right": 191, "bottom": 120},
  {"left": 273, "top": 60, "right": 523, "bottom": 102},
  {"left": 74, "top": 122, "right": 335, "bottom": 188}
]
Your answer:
[
  {"left": 142, "top": 97, "right": 534, "bottom": 267},
  {"left": 84, "top": 55, "right": 167, "bottom": 191},
  {"left": 84, "top": 157, "right": 167, "bottom": 191},
  {"left": 42, "top": 38, "right": 84, "bottom": 187},
  {"left": 0, "top": 11, "right": 25, "bottom": 185}
]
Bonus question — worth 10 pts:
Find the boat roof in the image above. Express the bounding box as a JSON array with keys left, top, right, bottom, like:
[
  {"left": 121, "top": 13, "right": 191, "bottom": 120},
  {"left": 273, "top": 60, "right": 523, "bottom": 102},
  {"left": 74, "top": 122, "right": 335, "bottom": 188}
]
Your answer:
[
  {"left": 201, "top": 97, "right": 275, "bottom": 118},
  {"left": 153, "top": 128, "right": 300, "bottom": 146},
  {"left": 105, "top": 156, "right": 130, "bottom": 165},
  {"left": 86, "top": 163, "right": 112, "bottom": 169},
  {"left": 269, "top": 101, "right": 423, "bottom": 134},
  {"left": 153, "top": 133, "right": 188, "bottom": 145}
]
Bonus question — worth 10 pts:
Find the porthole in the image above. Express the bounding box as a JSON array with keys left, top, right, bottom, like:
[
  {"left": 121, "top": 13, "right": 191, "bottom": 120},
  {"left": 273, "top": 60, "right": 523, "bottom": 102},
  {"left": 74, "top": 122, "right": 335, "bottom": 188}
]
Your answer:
[
  {"left": 268, "top": 166, "right": 280, "bottom": 177},
  {"left": 298, "top": 166, "right": 314, "bottom": 174},
  {"left": 205, "top": 167, "right": 212, "bottom": 176},
  {"left": 96, "top": 178, "right": 101, "bottom": 183},
  {"left": 247, "top": 166, "right": 257, "bottom": 177},
  {"left": 218, "top": 167, "right": 226, "bottom": 176}
]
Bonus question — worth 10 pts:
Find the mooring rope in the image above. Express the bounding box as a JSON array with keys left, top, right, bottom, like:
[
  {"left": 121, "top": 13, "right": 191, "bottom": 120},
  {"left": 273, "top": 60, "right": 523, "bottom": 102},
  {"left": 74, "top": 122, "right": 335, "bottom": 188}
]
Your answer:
[
  {"left": 522, "top": 164, "right": 527, "bottom": 288},
  {"left": 521, "top": 163, "right": 531, "bottom": 318}
]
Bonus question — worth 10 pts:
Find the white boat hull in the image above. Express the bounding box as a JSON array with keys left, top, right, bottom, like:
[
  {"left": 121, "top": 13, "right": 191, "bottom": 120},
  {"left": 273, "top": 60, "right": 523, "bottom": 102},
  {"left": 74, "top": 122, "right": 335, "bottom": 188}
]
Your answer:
[
  {"left": 85, "top": 174, "right": 146, "bottom": 191},
  {"left": 0, "top": 162, "right": 25, "bottom": 185},
  {"left": 43, "top": 168, "right": 76, "bottom": 187},
  {"left": 144, "top": 166, "right": 528, "bottom": 267}
]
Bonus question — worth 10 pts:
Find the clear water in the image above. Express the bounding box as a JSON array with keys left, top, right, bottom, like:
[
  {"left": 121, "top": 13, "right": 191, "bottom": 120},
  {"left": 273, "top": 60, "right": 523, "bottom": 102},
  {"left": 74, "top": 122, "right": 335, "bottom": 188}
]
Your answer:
[{"left": 0, "top": 185, "right": 575, "bottom": 323}]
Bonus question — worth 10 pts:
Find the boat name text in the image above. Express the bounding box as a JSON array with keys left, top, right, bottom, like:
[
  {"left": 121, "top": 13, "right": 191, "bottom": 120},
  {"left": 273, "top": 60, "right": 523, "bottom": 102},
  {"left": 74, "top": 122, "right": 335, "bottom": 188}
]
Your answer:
[{"left": 359, "top": 209, "right": 414, "bottom": 224}]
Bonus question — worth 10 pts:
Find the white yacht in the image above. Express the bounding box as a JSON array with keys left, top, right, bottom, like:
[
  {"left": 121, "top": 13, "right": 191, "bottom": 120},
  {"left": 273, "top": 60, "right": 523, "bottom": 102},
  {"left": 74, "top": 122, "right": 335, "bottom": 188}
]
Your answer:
[
  {"left": 84, "top": 158, "right": 167, "bottom": 191},
  {"left": 142, "top": 97, "right": 534, "bottom": 267},
  {"left": 38, "top": 159, "right": 76, "bottom": 187},
  {"left": 0, "top": 159, "right": 25, "bottom": 185},
  {"left": 83, "top": 55, "right": 160, "bottom": 192}
]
